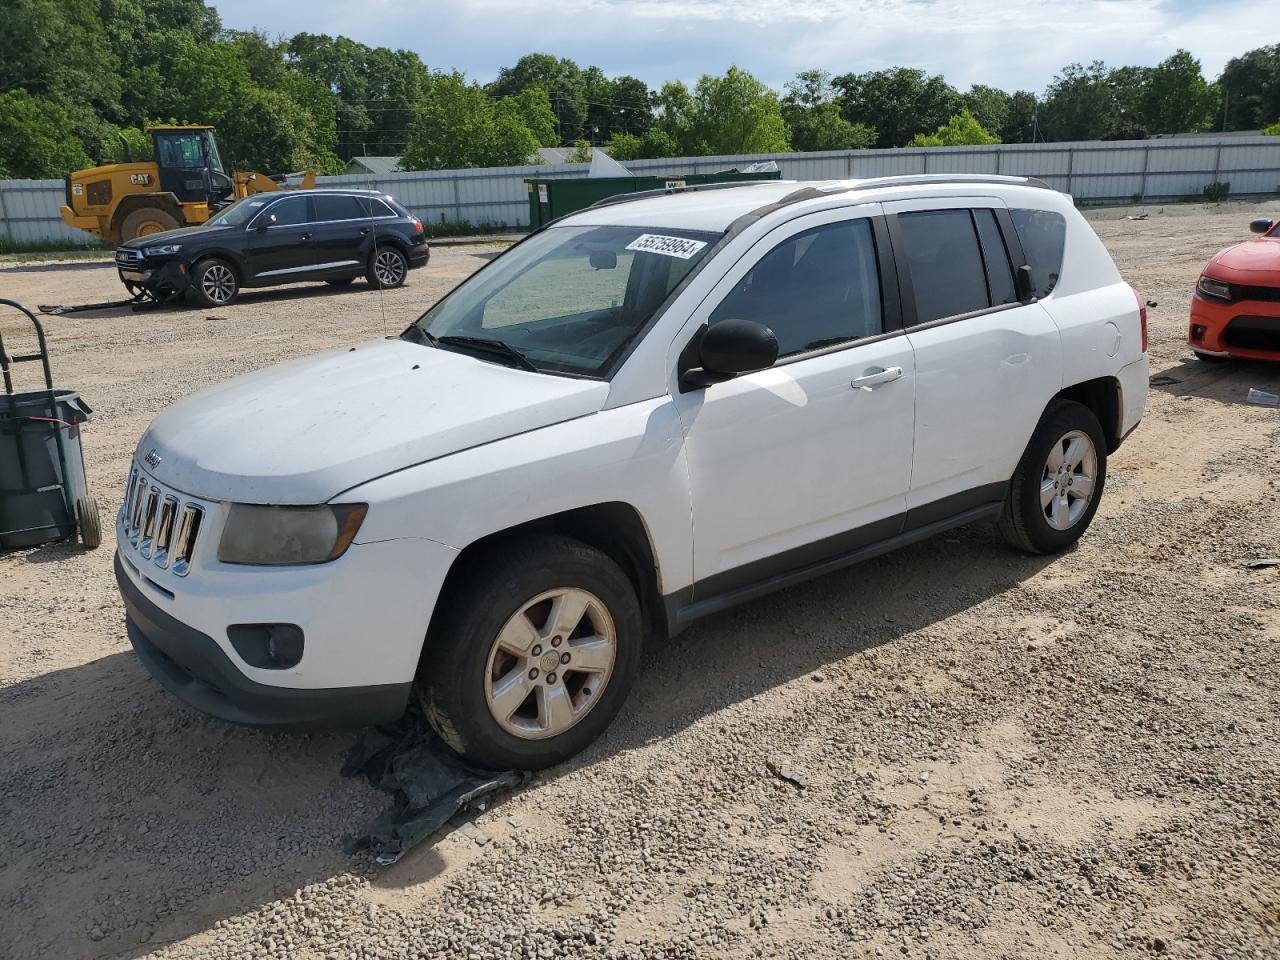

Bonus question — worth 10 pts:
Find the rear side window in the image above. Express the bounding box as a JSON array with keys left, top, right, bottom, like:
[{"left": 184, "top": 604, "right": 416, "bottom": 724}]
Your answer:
[
  {"left": 313, "top": 195, "right": 366, "bottom": 222},
  {"left": 973, "top": 209, "right": 1018, "bottom": 306},
  {"left": 1010, "top": 208, "right": 1066, "bottom": 299},
  {"left": 711, "top": 218, "right": 882, "bottom": 357},
  {"left": 896, "top": 210, "right": 989, "bottom": 323}
]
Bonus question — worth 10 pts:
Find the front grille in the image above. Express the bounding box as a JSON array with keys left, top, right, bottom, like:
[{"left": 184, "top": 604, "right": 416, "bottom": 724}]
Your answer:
[
  {"left": 121, "top": 465, "right": 204, "bottom": 576},
  {"left": 1235, "top": 284, "right": 1280, "bottom": 304},
  {"left": 115, "top": 248, "right": 144, "bottom": 268},
  {"left": 1223, "top": 316, "right": 1280, "bottom": 352}
]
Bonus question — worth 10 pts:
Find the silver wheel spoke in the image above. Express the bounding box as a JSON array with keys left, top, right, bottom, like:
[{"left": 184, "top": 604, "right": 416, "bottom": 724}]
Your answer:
[
  {"left": 1063, "top": 437, "right": 1087, "bottom": 470},
  {"left": 1046, "top": 441, "right": 1065, "bottom": 472},
  {"left": 1052, "top": 495, "right": 1070, "bottom": 528},
  {"left": 547, "top": 592, "right": 589, "bottom": 640},
  {"left": 567, "top": 636, "right": 612, "bottom": 673},
  {"left": 497, "top": 613, "right": 538, "bottom": 656},
  {"left": 490, "top": 668, "right": 532, "bottom": 720},
  {"left": 1040, "top": 477, "right": 1056, "bottom": 509},
  {"left": 1071, "top": 473, "right": 1094, "bottom": 499},
  {"left": 538, "top": 684, "right": 576, "bottom": 733}
]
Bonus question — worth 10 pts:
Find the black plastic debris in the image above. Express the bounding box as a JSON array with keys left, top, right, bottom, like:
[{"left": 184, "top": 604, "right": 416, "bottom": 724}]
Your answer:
[{"left": 343, "top": 709, "right": 530, "bottom": 864}]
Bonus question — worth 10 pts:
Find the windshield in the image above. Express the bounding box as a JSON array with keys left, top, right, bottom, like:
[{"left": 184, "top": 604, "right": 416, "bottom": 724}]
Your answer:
[
  {"left": 202, "top": 130, "right": 226, "bottom": 175},
  {"left": 411, "top": 224, "right": 719, "bottom": 377},
  {"left": 205, "top": 196, "right": 273, "bottom": 228}
]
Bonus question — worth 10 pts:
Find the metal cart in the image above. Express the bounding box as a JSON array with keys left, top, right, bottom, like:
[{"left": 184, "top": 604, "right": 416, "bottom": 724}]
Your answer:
[{"left": 0, "top": 298, "right": 101, "bottom": 549}]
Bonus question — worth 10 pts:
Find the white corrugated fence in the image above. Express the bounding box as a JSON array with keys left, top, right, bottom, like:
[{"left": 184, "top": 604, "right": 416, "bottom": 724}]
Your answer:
[{"left": 3, "top": 136, "right": 1278, "bottom": 245}]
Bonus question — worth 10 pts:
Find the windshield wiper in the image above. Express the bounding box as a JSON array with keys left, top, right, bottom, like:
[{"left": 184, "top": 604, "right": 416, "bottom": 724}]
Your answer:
[
  {"left": 436, "top": 335, "right": 538, "bottom": 372},
  {"left": 401, "top": 324, "right": 436, "bottom": 346}
]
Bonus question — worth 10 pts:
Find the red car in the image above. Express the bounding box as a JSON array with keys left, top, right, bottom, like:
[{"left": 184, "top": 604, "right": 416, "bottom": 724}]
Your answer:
[{"left": 1189, "top": 216, "right": 1280, "bottom": 361}]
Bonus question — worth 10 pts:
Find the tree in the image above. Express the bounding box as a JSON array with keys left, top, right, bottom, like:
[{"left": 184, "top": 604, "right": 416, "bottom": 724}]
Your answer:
[
  {"left": 1039, "top": 61, "right": 1117, "bottom": 141},
  {"left": 908, "top": 110, "right": 1001, "bottom": 147},
  {"left": 1141, "top": 50, "right": 1219, "bottom": 134},
  {"left": 656, "top": 67, "right": 790, "bottom": 155},
  {"left": 1266, "top": 121, "right": 1280, "bottom": 136},
  {"left": 833, "top": 68, "right": 962, "bottom": 147},
  {"left": 783, "top": 70, "right": 875, "bottom": 151},
  {"left": 402, "top": 72, "right": 552, "bottom": 170},
  {"left": 1217, "top": 44, "right": 1280, "bottom": 131},
  {"left": 488, "top": 53, "right": 587, "bottom": 143},
  {"left": 0, "top": 90, "right": 91, "bottom": 178},
  {"left": 1000, "top": 91, "right": 1040, "bottom": 142},
  {"left": 568, "top": 140, "right": 593, "bottom": 163},
  {"left": 962, "top": 85, "right": 1011, "bottom": 138},
  {"left": 607, "top": 128, "right": 679, "bottom": 161}
]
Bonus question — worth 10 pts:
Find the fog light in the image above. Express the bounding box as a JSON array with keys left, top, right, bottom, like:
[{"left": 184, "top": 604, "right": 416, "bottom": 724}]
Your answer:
[
  {"left": 228, "top": 623, "right": 304, "bottom": 669},
  {"left": 1190, "top": 324, "right": 1206, "bottom": 341}
]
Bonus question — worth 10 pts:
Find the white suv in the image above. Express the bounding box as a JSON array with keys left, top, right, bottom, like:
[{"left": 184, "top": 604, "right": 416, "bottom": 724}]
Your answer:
[{"left": 115, "top": 175, "right": 1148, "bottom": 769}]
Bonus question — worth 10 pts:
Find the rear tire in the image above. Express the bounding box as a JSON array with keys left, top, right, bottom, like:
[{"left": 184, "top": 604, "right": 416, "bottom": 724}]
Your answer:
[
  {"left": 120, "top": 207, "right": 180, "bottom": 242},
  {"left": 367, "top": 247, "right": 408, "bottom": 289},
  {"left": 190, "top": 258, "right": 240, "bottom": 307},
  {"left": 1000, "top": 399, "right": 1107, "bottom": 555},
  {"left": 421, "top": 535, "right": 643, "bottom": 771}
]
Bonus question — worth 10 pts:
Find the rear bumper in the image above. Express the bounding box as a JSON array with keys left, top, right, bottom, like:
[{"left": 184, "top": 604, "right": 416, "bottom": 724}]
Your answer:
[
  {"left": 408, "top": 243, "right": 430, "bottom": 269},
  {"left": 1189, "top": 293, "right": 1280, "bottom": 361},
  {"left": 116, "top": 552, "right": 411, "bottom": 728}
]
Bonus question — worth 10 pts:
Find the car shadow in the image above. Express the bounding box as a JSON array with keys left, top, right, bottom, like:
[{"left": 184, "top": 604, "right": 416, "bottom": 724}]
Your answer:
[
  {"left": 0, "top": 521, "right": 1056, "bottom": 959},
  {"left": 32, "top": 280, "right": 383, "bottom": 321},
  {"left": 0, "top": 259, "right": 113, "bottom": 274},
  {"left": 1149, "top": 355, "right": 1280, "bottom": 407}
]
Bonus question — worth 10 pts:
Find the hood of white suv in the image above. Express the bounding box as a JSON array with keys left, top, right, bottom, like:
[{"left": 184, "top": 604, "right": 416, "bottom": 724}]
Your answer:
[{"left": 138, "top": 338, "right": 609, "bottom": 503}]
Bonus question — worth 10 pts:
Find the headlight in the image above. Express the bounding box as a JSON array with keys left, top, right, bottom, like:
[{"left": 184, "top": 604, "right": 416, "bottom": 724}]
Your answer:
[
  {"left": 143, "top": 244, "right": 182, "bottom": 257},
  {"left": 1196, "top": 275, "right": 1232, "bottom": 301},
  {"left": 217, "top": 503, "right": 367, "bottom": 565}
]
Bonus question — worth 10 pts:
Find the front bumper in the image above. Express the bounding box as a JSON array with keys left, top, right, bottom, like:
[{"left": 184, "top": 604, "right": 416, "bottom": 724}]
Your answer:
[
  {"left": 116, "top": 552, "right": 412, "bottom": 727},
  {"left": 1189, "top": 292, "right": 1280, "bottom": 361}
]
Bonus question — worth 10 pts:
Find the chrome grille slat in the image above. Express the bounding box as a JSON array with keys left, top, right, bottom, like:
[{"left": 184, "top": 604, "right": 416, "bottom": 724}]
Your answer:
[{"left": 121, "top": 460, "right": 204, "bottom": 577}]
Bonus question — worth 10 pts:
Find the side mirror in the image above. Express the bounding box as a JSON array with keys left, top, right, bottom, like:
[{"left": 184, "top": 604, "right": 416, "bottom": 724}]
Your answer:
[
  {"left": 589, "top": 249, "right": 617, "bottom": 270},
  {"left": 681, "top": 319, "right": 778, "bottom": 389},
  {"left": 1249, "top": 218, "right": 1274, "bottom": 235},
  {"left": 255, "top": 214, "right": 276, "bottom": 233}
]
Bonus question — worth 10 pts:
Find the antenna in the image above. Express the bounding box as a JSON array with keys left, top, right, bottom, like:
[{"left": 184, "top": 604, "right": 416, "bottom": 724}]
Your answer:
[{"left": 361, "top": 170, "right": 389, "bottom": 338}]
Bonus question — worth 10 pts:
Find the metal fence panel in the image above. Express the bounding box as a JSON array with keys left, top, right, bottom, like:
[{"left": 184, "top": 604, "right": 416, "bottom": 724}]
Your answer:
[{"left": 4, "top": 136, "right": 1278, "bottom": 244}]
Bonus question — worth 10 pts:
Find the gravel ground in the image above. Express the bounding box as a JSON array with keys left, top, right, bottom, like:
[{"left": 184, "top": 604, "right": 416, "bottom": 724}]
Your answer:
[{"left": 1, "top": 202, "right": 1279, "bottom": 960}]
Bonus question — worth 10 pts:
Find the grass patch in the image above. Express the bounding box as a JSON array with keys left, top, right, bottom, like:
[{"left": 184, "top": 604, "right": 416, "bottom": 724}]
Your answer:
[{"left": 0, "top": 237, "right": 106, "bottom": 259}]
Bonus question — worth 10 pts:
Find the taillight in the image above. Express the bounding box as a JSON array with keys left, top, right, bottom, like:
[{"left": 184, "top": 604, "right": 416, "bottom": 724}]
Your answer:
[
  {"left": 411, "top": 217, "right": 423, "bottom": 235},
  {"left": 1133, "top": 286, "right": 1148, "bottom": 353}
]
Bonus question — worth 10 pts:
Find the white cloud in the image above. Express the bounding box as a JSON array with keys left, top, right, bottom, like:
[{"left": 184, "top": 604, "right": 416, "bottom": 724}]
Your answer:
[{"left": 213, "top": 0, "right": 1274, "bottom": 93}]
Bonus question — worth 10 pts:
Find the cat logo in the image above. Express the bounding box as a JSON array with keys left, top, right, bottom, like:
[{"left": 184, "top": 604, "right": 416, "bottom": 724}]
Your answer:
[{"left": 130, "top": 173, "right": 152, "bottom": 186}]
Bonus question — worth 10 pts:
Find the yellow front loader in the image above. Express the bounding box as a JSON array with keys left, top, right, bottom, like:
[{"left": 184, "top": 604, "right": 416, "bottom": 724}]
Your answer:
[{"left": 59, "top": 125, "right": 317, "bottom": 244}]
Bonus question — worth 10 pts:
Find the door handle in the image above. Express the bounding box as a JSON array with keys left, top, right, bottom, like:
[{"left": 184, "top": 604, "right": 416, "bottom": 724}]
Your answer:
[
  {"left": 300, "top": 232, "right": 312, "bottom": 241},
  {"left": 850, "top": 366, "right": 904, "bottom": 391},
  {"left": 360, "top": 227, "right": 370, "bottom": 236}
]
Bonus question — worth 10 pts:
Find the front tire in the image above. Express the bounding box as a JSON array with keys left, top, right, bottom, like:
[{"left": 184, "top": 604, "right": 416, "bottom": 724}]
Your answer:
[
  {"left": 190, "top": 258, "right": 240, "bottom": 307},
  {"left": 421, "top": 535, "right": 643, "bottom": 771},
  {"left": 120, "top": 207, "right": 180, "bottom": 242},
  {"left": 1000, "top": 399, "right": 1107, "bottom": 555},
  {"left": 367, "top": 247, "right": 408, "bottom": 289}
]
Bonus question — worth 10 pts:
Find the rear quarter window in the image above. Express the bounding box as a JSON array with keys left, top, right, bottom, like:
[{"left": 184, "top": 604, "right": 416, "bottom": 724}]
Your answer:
[{"left": 1010, "top": 208, "right": 1066, "bottom": 299}]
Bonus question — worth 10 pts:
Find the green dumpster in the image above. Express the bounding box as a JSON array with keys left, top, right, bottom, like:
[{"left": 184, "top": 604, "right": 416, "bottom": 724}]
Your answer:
[{"left": 526, "top": 168, "right": 782, "bottom": 229}]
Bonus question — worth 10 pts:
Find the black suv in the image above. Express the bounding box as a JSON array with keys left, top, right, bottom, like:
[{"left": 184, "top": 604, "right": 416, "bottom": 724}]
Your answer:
[{"left": 114, "top": 189, "right": 430, "bottom": 307}]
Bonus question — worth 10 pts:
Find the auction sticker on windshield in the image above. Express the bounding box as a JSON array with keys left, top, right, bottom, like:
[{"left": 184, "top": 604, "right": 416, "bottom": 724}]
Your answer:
[{"left": 625, "top": 234, "right": 708, "bottom": 259}]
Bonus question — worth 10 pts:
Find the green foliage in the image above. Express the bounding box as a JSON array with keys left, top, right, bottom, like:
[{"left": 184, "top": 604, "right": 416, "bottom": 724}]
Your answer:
[
  {"left": 606, "top": 129, "right": 679, "bottom": 161},
  {"left": 1000, "top": 91, "right": 1040, "bottom": 143},
  {"left": 1143, "top": 51, "right": 1220, "bottom": 134},
  {"left": 833, "top": 68, "right": 962, "bottom": 147},
  {"left": 1203, "top": 181, "right": 1230, "bottom": 202},
  {"left": 0, "top": 90, "right": 92, "bottom": 178},
  {"left": 962, "top": 85, "right": 1011, "bottom": 138},
  {"left": 401, "top": 73, "right": 555, "bottom": 170},
  {"left": 568, "top": 140, "right": 593, "bottom": 163},
  {"left": 782, "top": 70, "right": 875, "bottom": 152},
  {"left": 1264, "top": 121, "right": 1280, "bottom": 136},
  {"left": 655, "top": 67, "right": 790, "bottom": 156},
  {"left": 907, "top": 110, "right": 1001, "bottom": 147},
  {"left": 488, "top": 54, "right": 653, "bottom": 144},
  {"left": 1218, "top": 45, "right": 1280, "bottom": 131}
]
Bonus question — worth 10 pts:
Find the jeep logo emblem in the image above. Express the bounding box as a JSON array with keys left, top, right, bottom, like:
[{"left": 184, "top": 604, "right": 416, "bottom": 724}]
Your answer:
[{"left": 144, "top": 449, "right": 162, "bottom": 469}]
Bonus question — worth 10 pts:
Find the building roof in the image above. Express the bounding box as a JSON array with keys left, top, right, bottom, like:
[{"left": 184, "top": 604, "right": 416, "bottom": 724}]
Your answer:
[{"left": 342, "top": 156, "right": 402, "bottom": 175}]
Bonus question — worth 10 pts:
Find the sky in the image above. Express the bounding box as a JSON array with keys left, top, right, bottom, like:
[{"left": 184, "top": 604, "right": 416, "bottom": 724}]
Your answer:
[{"left": 212, "top": 0, "right": 1274, "bottom": 94}]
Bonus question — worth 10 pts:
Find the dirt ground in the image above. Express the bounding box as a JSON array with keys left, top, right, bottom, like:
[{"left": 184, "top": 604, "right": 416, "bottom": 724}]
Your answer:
[{"left": 1, "top": 202, "right": 1279, "bottom": 960}]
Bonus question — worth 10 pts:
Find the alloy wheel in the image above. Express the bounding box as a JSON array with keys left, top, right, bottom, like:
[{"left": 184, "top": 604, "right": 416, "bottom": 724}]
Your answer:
[
  {"left": 374, "top": 250, "right": 405, "bottom": 286},
  {"left": 483, "top": 587, "right": 617, "bottom": 740},
  {"left": 1041, "top": 429, "right": 1097, "bottom": 530},
  {"left": 201, "top": 263, "right": 236, "bottom": 304}
]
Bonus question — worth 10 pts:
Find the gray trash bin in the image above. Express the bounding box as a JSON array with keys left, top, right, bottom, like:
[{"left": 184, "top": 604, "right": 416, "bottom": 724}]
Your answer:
[{"left": 0, "top": 389, "right": 93, "bottom": 548}]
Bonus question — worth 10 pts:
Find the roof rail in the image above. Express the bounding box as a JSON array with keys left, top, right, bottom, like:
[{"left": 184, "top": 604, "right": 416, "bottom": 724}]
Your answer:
[
  {"left": 846, "top": 173, "right": 1051, "bottom": 191},
  {"left": 586, "top": 179, "right": 782, "bottom": 210}
]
